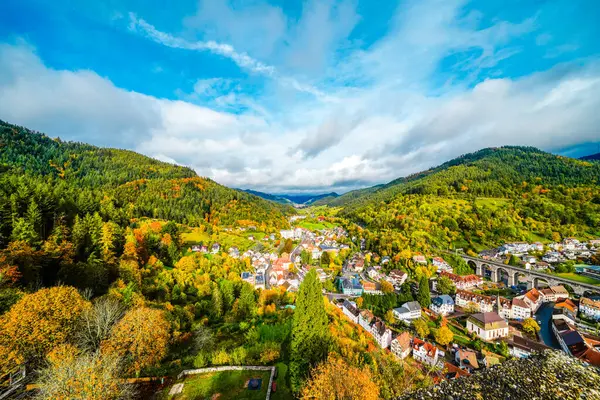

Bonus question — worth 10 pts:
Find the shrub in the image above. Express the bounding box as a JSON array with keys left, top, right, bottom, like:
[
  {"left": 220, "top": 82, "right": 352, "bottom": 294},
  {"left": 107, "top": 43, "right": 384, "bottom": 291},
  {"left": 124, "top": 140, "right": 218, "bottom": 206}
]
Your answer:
[
  {"left": 230, "top": 347, "right": 248, "bottom": 365},
  {"left": 193, "top": 352, "right": 209, "bottom": 368},
  {"left": 211, "top": 349, "right": 231, "bottom": 365}
]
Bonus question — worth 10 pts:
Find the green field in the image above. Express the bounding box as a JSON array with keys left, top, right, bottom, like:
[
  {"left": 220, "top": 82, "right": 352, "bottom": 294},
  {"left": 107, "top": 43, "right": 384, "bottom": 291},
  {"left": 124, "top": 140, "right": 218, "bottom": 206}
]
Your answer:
[
  {"left": 475, "top": 197, "right": 509, "bottom": 210},
  {"left": 555, "top": 272, "right": 600, "bottom": 285},
  {"left": 166, "top": 370, "right": 270, "bottom": 400},
  {"left": 296, "top": 220, "right": 335, "bottom": 230}
]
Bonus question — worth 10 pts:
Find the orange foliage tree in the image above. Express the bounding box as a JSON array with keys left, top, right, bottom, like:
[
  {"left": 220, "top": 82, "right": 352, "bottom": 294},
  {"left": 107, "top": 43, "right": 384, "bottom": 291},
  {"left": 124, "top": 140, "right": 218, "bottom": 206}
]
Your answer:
[
  {"left": 0, "top": 286, "right": 90, "bottom": 372},
  {"left": 101, "top": 307, "right": 170, "bottom": 376},
  {"left": 301, "top": 355, "right": 379, "bottom": 400}
]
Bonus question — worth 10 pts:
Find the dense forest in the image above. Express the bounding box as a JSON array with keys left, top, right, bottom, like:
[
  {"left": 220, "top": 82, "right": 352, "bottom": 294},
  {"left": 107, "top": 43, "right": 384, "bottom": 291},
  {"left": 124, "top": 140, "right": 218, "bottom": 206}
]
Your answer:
[{"left": 0, "top": 119, "right": 291, "bottom": 306}]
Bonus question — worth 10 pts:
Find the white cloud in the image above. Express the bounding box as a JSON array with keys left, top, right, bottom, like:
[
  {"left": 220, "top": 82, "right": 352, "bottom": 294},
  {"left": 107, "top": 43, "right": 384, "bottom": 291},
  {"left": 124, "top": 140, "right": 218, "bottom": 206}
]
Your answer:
[{"left": 2, "top": 0, "right": 599, "bottom": 194}]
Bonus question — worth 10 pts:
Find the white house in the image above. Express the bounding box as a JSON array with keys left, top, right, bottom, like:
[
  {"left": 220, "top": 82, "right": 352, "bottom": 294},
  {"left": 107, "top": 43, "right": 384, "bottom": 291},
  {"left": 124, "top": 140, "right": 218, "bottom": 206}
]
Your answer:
[
  {"left": 390, "top": 331, "right": 412, "bottom": 360},
  {"left": 432, "top": 257, "right": 453, "bottom": 273},
  {"left": 387, "top": 269, "right": 407, "bottom": 288},
  {"left": 467, "top": 312, "right": 509, "bottom": 341},
  {"left": 341, "top": 300, "right": 360, "bottom": 324},
  {"left": 280, "top": 229, "right": 294, "bottom": 239},
  {"left": 412, "top": 255, "right": 427, "bottom": 265},
  {"left": 430, "top": 295, "right": 454, "bottom": 316},
  {"left": 412, "top": 338, "right": 443, "bottom": 367},
  {"left": 580, "top": 297, "right": 600, "bottom": 321},
  {"left": 393, "top": 301, "right": 422, "bottom": 323},
  {"left": 369, "top": 318, "right": 393, "bottom": 349},
  {"left": 510, "top": 298, "right": 532, "bottom": 320},
  {"left": 518, "top": 288, "right": 543, "bottom": 313}
]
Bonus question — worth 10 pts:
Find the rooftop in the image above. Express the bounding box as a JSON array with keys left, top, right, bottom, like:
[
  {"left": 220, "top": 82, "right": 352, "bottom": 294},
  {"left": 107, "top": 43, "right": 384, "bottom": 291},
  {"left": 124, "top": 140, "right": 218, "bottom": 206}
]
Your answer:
[{"left": 469, "top": 312, "right": 508, "bottom": 330}]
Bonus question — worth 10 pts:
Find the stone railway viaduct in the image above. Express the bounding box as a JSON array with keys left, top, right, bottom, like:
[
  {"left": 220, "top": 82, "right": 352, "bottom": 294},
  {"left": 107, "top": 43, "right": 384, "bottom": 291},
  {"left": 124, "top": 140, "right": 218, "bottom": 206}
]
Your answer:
[{"left": 456, "top": 253, "right": 600, "bottom": 296}]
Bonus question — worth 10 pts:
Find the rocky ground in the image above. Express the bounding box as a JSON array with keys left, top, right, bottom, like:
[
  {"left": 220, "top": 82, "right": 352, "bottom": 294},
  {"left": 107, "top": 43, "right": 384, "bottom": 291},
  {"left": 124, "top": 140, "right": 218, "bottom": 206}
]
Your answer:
[{"left": 398, "top": 350, "right": 600, "bottom": 400}]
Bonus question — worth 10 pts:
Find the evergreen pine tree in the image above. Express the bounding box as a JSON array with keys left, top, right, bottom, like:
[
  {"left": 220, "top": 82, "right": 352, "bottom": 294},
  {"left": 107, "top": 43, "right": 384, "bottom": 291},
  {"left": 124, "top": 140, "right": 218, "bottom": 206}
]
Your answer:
[
  {"left": 236, "top": 282, "right": 256, "bottom": 319},
  {"left": 211, "top": 285, "right": 223, "bottom": 319},
  {"left": 290, "top": 268, "right": 329, "bottom": 391},
  {"left": 417, "top": 276, "right": 431, "bottom": 308}
]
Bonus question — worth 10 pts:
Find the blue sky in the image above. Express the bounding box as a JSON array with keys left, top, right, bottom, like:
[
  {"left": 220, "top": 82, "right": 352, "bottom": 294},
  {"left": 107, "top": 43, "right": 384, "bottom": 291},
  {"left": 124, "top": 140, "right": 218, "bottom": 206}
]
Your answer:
[{"left": 1, "top": 0, "right": 599, "bottom": 193}]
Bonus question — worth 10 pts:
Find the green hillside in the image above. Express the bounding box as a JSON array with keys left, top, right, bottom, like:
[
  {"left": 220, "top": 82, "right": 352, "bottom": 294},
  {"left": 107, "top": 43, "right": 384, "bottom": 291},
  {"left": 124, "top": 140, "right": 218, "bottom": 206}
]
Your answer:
[
  {"left": 326, "top": 147, "right": 600, "bottom": 209},
  {"left": 0, "top": 120, "right": 291, "bottom": 231},
  {"left": 321, "top": 147, "right": 600, "bottom": 256}
]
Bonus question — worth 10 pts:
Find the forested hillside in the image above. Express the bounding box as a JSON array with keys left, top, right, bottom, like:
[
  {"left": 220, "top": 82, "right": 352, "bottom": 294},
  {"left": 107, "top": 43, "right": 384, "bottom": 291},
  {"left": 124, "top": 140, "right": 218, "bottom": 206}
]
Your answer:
[
  {"left": 0, "top": 120, "right": 291, "bottom": 232},
  {"left": 326, "top": 147, "right": 600, "bottom": 258},
  {"left": 0, "top": 120, "right": 292, "bottom": 292}
]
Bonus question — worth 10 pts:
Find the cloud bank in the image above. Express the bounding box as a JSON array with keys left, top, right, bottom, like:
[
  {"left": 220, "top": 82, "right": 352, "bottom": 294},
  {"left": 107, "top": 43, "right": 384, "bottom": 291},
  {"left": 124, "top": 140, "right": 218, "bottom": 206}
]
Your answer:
[{"left": 1, "top": 0, "right": 599, "bottom": 193}]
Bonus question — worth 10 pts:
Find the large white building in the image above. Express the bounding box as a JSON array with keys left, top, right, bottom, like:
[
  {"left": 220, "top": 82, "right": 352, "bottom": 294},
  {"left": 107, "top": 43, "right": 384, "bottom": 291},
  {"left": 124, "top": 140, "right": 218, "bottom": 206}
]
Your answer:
[
  {"left": 455, "top": 290, "right": 495, "bottom": 313},
  {"left": 467, "top": 312, "right": 509, "bottom": 341},
  {"left": 393, "top": 301, "right": 422, "bottom": 323}
]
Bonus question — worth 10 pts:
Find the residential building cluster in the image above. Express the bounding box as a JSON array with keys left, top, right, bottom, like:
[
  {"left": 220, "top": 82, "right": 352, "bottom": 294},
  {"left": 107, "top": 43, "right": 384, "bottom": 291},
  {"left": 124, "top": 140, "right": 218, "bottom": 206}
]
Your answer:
[{"left": 479, "top": 238, "right": 600, "bottom": 272}]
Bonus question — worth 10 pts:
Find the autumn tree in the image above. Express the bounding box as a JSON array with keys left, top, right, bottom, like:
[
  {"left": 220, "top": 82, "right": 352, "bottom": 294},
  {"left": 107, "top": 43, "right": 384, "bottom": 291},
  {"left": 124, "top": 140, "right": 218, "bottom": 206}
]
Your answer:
[
  {"left": 282, "top": 238, "right": 294, "bottom": 255},
  {"left": 381, "top": 280, "right": 394, "bottom": 294},
  {"left": 416, "top": 276, "right": 431, "bottom": 308},
  {"left": 0, "top": 286, "right": 90, "bottom": 372},
  {"left": 301, "top": 355, "right": 379, "bottom": 400},
  {"left": 36, "top": 352, "right": 134, "bottom": 400},
  {"left": 101, "top": 307, "right": 170, "bottom": 376},
  {"left": 76, "top": 297, "right": 126, "bottom": 352},
  {"left": 385, "top": 309, "right": 396, "bottom": 325},
  {"left": 291, "top": 269, "right": 330, "bottom": 391},
  {"left": 522, "top": 317, "right": 541, "bottom": 336},
  {"left": 413, "top": 318, "right": 430, "bottom": 339},
  {"left": 434, "top": 325, "right": 454, "bottom": 346}
]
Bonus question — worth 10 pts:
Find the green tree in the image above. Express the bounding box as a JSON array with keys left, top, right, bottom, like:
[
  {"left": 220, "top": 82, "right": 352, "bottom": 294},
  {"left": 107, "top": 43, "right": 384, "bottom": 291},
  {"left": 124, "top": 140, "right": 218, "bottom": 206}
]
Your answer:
[
  {"left": 436, "top": 275, "right": 456, "bottom": 295},
  {"left": 300, "top": 249, "right": 311, "bottom": 266},
  {"left": 320, "top": 251, "right": 331, "bottom": 266},
  {"left": 290, "top": 269, "right": 329, "bottom": 391},
  {"left": 220, "top": 280, "right": 235, "bottom": 313},
  {"left": 236, "top": 282, "right": 256, "bottom": 319},
  {"left": 416, "top": 276, "right": 431, "bottom": 308},
  {"left": 211, "top": 285, "right": 223, "bottom": 319},
  {"left": 10, "top": 218, "right": 39, "bottom": 245}
]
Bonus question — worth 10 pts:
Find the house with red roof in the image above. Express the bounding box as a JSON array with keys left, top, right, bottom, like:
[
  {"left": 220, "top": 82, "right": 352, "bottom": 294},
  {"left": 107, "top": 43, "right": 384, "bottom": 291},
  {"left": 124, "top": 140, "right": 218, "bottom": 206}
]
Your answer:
[{"left": 412, "top": 337, "right": 443, "bottom": 367}]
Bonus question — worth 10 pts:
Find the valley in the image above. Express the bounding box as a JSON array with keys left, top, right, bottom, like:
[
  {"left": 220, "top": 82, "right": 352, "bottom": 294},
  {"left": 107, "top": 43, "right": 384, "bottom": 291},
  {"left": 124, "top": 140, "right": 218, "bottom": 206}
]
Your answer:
[{"left": 0, "top": 121, "right": 599, "bottom": 399}]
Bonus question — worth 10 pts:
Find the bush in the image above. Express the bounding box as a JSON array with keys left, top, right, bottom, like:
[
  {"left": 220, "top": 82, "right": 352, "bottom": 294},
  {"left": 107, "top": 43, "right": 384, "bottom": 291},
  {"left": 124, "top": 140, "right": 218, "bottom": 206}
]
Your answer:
[
  {"left": 193, "top": 352, "right": 209, "bottom": 368},
  {"left": 230, "top": 347, "right": 248, "bottom": 365},
  {"left": 211, "top": 349, "right": 231, "bottom": 365}
]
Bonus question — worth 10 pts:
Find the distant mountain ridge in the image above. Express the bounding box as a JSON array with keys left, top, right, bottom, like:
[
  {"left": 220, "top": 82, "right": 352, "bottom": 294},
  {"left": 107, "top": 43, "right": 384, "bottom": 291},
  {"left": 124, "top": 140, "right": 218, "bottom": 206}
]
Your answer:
[
  {"left": 0, "top": 120, "right": 293, "bottom": 228},
  {"left": 319, "top": 146, "right": 600, "bottom": 208},
  {"left": 241, "top": 189, "right": 339, "bottom": 206},
  {"left": 580, "top": 152, "right": 600, "bottom": 161}
]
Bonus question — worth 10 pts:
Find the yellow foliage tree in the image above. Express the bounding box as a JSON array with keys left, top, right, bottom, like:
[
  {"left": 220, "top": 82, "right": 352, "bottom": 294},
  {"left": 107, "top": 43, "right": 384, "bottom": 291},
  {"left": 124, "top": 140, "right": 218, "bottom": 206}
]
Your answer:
[
  {"left": 301, "top": 355, "right": 379, "bottom": 400},
  {"left": 0, "top": 286, "right": 90, "bottom": 373},
  {"left": 434, "top": 325, "right": 454, "bottom": 346},
  {"left": 36, "top": 352, "right": 133, "bottom": 400},
  {"left": 101, "top": 307, "right": 170, "bottom": 376}
]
